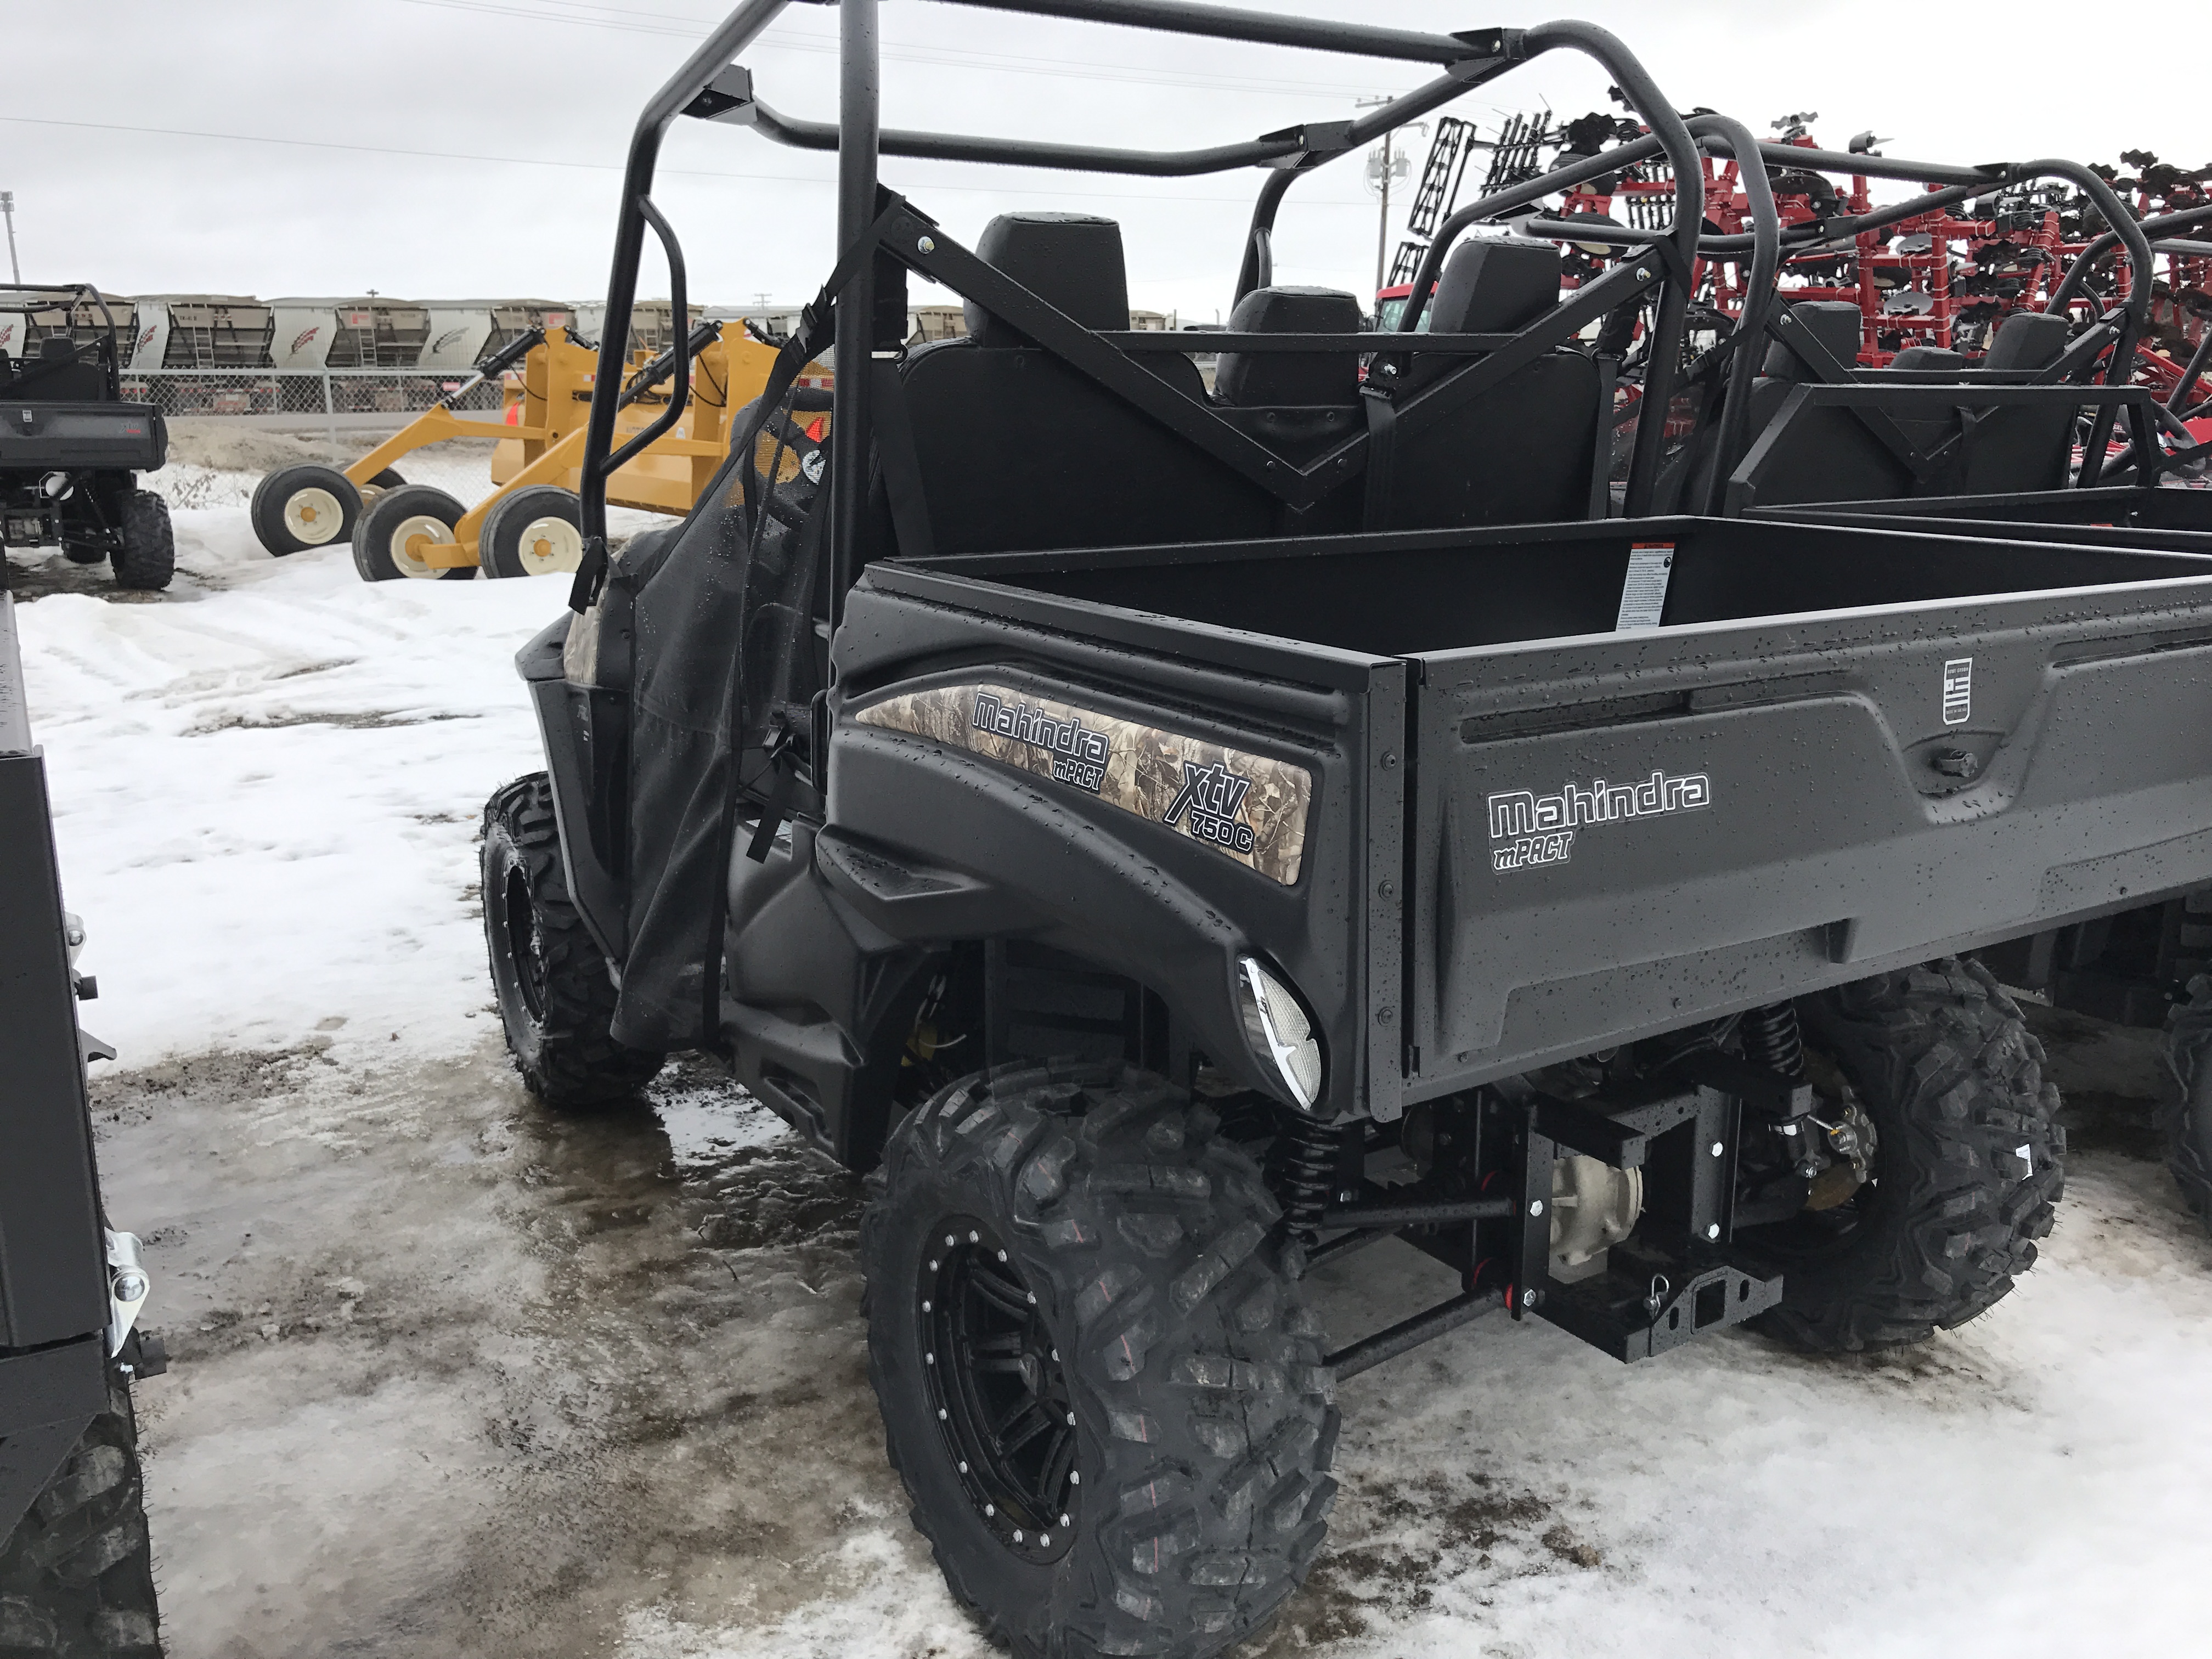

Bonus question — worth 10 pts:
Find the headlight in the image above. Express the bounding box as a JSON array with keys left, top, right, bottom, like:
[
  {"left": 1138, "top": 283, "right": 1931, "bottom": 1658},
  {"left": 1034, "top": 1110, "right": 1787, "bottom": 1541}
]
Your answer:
[{"left": 1235, "top": 956, "right": 1324, "bottom": 1113}]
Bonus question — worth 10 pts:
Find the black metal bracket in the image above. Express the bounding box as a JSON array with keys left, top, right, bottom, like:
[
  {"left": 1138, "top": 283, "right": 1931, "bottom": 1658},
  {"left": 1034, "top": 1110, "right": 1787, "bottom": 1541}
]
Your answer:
[{"left": 1511, "top": 1081, "right": 1784, "bottom": 1360}]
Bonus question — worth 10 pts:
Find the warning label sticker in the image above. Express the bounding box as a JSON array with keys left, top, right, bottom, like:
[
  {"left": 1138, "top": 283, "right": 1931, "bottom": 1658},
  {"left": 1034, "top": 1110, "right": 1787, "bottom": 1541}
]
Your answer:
[{"left": 1616, "top": 542, "right": 1674, "bottom": 631}]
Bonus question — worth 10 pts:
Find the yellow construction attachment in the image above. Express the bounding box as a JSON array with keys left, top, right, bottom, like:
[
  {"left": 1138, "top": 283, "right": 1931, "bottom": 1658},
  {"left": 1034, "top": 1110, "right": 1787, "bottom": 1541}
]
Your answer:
[{"left": 247, "top": 323, "right": 830, "bottom": 578}]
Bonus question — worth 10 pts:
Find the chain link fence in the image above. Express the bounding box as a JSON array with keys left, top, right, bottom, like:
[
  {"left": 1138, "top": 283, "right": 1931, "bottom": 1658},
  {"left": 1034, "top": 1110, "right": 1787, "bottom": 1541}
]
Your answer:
[{"left": 137, "top": 370, "right": 512, "bottom": 512}]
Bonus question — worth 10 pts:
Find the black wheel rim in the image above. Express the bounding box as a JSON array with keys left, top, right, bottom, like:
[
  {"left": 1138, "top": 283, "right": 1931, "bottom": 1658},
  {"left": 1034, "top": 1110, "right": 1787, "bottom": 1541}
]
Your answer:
[
  {"left": 919, "top": 1215, "right": 1079, "bottom": 1564},
  {"left": 500, "top": 860, "right": 547, "bottom": 1023}
]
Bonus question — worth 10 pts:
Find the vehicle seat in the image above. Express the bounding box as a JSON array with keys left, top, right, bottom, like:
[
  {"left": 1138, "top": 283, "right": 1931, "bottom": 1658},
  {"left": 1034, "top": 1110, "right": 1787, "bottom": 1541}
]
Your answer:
[
  {"left": 1210, "top": 285, "right": 1364, "bottom": 484},
  {"left": 1212, "top": 285, "right": 1361, "bottom": 407},
  {"left": 1982, "top": 310, "right": 2070, "bottom": 373},
  {"left": 1714, "top": 300, "right": 1906, "bottom": 505},
  {"left": 1385, "top": 237, "right": 1602, "bottom": 528},
  {"left": 1887, "top": 346, "right": 1969, "bottom": 372},
  {"left": 1946, "top": 311, "right": 2075, "bottom": 492},
  {"left": 14, "top": 336, "right": 106, "bottom": 402},
  {"left": 876, "top": 212, "right": 1273, "bottom": 555}
]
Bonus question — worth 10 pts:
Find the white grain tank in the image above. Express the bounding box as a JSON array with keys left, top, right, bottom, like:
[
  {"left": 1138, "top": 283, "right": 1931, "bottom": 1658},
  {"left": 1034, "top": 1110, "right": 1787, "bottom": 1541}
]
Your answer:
[
  {"left": 415, "top": 299, "right": 577, "bottom": 368},
  {"left": 126, "top": 295, "right": 271, "bottom": 370}
]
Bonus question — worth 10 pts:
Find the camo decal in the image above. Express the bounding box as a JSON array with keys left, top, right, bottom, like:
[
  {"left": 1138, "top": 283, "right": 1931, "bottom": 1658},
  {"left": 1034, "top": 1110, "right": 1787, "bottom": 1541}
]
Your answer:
[{"left": 854, "top": 682, "right": 1312, "bottom": 885}]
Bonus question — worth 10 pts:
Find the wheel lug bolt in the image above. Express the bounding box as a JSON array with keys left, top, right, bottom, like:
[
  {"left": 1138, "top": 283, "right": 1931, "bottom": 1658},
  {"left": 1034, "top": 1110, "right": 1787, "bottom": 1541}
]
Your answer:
[
  {"left": 938, "top": 1408, "right": 947, "bottom": 1420},
  {"left": 1060, "top": 1513, "right": 1071, "bottom": 1526},
  {"left": 1051, "top": 1349, "right": 1059, "bottom": 1362},
  {"left": 946, "top": 1234, "right": 956, "bottom": 1247},
  {"left": 1040, "top": 1532, "right": 1051, "bottom": 1547},
  {"left": 997, "top": 1249, "right": 1008, "bottom": 1262},
  {"left": 1013, "top": 1529, "right": 1024, "bottom": 1542},
  {"left": 984, "top": 1503, "right": 995, "bottom": 1516},
  {"left": 926, "top": 1353, "right": 935, "bottom": 1365},
  {"left": 1066, "top": 1412, "right": 1075, "bottom": 1426},
  {"left": 1027, "top": 1292, "right": 1037, "bottom": 1305},
  {"left": 922, "top": 1300, "right": 932, "bottom": 1312},
  {"left": 970, "top": 1231, "right": 980, "bottom": 1244},
  {"left": 929, "top": 1260, "right": 939, "bottom": 1271},
  {"left": 1069, "top": 1472, "right": 1079, "bottom": 1485},
  {"left": 959, "top": 1461, "right": 969, "bottom": 1474}
]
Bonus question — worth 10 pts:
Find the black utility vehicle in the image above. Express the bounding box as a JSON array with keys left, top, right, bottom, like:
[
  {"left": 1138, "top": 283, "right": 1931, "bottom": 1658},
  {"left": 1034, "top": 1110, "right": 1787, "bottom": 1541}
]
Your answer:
[
  {"left": 0, "top": 285, "right": 173, "bottom": 593},
  {"left": 1, "top": 585, "right": 166, "bottom": 1656},
  {"left": 482, "top": 6, "right": 2210, "bottom": 1654}
]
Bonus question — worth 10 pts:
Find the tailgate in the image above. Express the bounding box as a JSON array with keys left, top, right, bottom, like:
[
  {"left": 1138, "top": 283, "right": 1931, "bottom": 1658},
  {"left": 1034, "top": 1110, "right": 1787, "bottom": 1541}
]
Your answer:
[
  {"left": 1405, "top": 579, "right": 2212, "bottom": 1091},
  {"left": 0, "top": 400, "right": 166, "bottom": 471}
]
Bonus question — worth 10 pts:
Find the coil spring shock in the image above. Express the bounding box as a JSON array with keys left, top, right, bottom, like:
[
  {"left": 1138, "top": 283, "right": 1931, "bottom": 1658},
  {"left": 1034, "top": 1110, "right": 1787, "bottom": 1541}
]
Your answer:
[
  {"left": 1267, "top": 1113, "right": 1347, "bottom": 1250},
  {"left": 1740, "top": 1000, "right": 1806, "bottom": 1080}
]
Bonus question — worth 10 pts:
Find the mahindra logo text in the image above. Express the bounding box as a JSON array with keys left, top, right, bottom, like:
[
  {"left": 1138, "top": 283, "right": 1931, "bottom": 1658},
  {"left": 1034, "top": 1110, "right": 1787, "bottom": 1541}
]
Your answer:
[
  {"left": 1486, "top": 769, "right": 1711, "bottom": 873},
  {"left": 973, "top": 689, "right": 1109, "bottom": 792}
]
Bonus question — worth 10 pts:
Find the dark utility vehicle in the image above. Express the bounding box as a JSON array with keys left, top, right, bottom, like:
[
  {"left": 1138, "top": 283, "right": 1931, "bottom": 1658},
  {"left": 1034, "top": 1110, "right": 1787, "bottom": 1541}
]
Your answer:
[
  {"left": 0, "top": 286, "right": 173, "bottom": 592},
  {"left": 1, "top": 586, "right": 166, "bottom": 1657},
  {"left": 481, "top": 5, "right": 2202, "bottom": 1654}
]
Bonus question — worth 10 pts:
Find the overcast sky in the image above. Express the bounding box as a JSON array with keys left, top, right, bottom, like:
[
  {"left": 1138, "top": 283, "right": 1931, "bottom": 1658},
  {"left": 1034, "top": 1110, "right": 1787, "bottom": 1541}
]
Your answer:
[{"left": 4, "top": 0, "right": 2200, "bottom": 322}]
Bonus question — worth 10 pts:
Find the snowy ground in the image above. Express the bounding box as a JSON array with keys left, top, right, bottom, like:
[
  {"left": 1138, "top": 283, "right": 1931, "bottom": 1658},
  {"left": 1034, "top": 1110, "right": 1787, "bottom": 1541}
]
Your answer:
[{"left": 12, "top": 492, "right": 2212, "bottom": 1658}]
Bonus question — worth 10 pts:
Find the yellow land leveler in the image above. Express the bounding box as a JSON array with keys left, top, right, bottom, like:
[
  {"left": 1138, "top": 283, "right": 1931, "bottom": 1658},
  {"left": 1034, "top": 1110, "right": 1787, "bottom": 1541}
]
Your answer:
[{"left": 247, "top": 321, "right": 829, "bottom": 579}]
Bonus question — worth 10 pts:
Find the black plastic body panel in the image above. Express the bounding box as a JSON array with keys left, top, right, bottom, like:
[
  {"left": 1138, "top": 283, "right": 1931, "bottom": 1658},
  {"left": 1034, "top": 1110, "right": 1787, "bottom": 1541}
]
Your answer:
[
  {"left": 0, "top": 402, "right": 165, "bottom": 473},
  {"left": 519, "top": 617, "right": 630, "bottom": 964},
  {"left": 833, "top": 514, "right": 2212, "bottom": 1120},
  {"left": 721, "top": 817, "right": 932, "bottom": 1165},
  {"left": 0, "top": 595, "right": 111, "bottom": 1436},
  {"left": 830, "top": 573, "right": 1403, "bottom": 1122}
]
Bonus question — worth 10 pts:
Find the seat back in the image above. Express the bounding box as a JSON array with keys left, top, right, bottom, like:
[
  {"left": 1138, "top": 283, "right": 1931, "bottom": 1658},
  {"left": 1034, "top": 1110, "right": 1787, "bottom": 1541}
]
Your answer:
[
  {"left": 1735, "top": 297, "right": 2089, "bottom": 506},
  {"left": 1212, "top": 285, "right": 1361, "bottom": 407},
  {"left": 12, "top": 336, "right": 107, "bottom": 402},
  {"left": 1887, "top": 345, "right": 1968, "bottom": 372},
  {"left": 879, "top": 212, "right": 1274, "bottom": 557},
  {"left": 1762, "top": 300, "right": 1864, "bottom": 381},
  {"left": 1387, "top": 238, "right": 1601, "bottom": 529},
  {"left": 1949, "top": 309, "right": 2075, "bottom": 493},
  {"left": 1983, "top": 310, "right": 2070, "bottom": 373}
]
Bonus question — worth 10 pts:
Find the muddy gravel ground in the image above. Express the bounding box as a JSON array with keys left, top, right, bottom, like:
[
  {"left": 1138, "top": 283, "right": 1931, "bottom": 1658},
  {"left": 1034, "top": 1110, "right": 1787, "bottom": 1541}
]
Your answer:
[
  {"left": 87, "top": 1013, "right": 2212, "bottom": 1659},
  {"left": 19, "top": 506, "right": 2212, "bottom": 1656}
]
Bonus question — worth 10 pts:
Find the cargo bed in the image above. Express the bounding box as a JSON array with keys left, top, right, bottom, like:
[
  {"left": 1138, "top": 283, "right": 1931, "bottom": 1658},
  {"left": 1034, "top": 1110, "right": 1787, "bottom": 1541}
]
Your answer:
[{"left": 860, "top": 513, "right": 2212, "bottom": 1109}]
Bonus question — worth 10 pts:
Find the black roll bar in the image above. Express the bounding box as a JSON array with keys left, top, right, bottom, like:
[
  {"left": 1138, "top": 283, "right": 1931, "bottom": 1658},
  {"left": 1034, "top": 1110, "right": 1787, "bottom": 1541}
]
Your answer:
[
  {"left": 576, "top": 2, "right": 1702, "bottom": 594},
  {"left": 1690, "top": 115, "right": 1780, "bottom": 517},
  {"left": 0, "top": 281, "right": 122, "bottom": 397},
  {"left": 578, "top": 0, "right": 792, "bottom": 551},
  {"left": 945, "top": 0, "right": 1491, "bottom": 63}
]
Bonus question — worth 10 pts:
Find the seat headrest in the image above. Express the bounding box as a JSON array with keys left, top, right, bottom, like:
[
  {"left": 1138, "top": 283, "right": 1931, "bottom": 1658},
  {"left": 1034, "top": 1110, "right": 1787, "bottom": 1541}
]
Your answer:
[
  {"left": 39, "top": 336, "right": 77, "bottom": 362},
  {"left": 1214, "top": 285, "right": 1362, "bottom": 407},
  {"left": 1887, "top": 345, "right": 1968, "bottom": 373},
  {"left": 1983, "top": 309, "right": 2071, "bottom": 374},
  {"left": 961, "top": 212, "right": 1130, "bottom": 347},
  {"left": 1428, "top": 239, "right": 1560, "bottom": 335},
  {"left": 1762, "top": 301, "right": 1864, "bottom": 380}
]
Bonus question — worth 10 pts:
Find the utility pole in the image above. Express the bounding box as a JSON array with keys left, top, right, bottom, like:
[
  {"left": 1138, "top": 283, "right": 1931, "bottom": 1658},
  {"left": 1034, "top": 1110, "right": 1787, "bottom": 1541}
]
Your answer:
[
  {"left": 1356, "top": 99, "right": 1420, "bottom": 300},
  {"left": 1375, "top": 127, "right": 1393, "bottom": 297},
  {"left": 1, "top": 193, "right": 19, "bottom": 285}
]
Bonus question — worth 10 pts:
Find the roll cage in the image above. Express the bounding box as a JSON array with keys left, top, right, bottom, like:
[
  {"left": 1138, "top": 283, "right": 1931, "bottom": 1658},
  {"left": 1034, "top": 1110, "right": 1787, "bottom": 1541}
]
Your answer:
[
  {"left": 568, "top": 0, "right": 2183, "bottom": 622},
  {"left": 0, "top": 283, "right": 122, "bottom": 400}
]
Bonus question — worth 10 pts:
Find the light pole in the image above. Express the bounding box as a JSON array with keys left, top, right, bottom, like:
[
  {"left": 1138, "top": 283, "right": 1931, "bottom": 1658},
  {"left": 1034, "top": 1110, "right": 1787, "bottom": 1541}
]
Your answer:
[{"left": 1, "top": 193, "right": 19, "bottom": 284}]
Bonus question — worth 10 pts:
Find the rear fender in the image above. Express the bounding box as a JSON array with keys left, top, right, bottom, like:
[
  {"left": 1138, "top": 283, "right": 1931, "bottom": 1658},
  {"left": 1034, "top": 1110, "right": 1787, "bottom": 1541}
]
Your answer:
[
  {"left": 517, "top": 615, "right": 627, "bottom": 962},
  {"left": 825, "top": 724, "right": 1284, "bottom": 1115}
]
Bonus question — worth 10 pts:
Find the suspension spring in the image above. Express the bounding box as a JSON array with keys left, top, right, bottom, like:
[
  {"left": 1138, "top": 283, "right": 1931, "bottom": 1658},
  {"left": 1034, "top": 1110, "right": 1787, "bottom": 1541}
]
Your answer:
[
  {"left": 1267, "top": 1113, "right": 1348, "bottom": 1250},
  {"left": 1740, "top": 1000, "right": 1806, "bottom": 1080}
]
